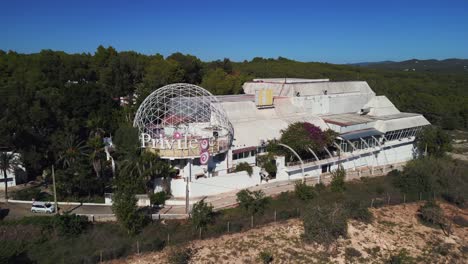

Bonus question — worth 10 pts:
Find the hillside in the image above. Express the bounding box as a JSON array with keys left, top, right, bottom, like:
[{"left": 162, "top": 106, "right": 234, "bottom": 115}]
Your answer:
[
  {"left": 352, "top": 59, "right": 468, "bottom": 73},
  {"left": 112, "top": 202, "right": 468, "bottom": 264}
]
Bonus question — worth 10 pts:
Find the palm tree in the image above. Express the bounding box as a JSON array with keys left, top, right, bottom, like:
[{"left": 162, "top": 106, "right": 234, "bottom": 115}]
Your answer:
[
  {"left": 87, "top": 135, "right": 106, "bottom": 178},
  {"left": 0, "top": 151, "right": 21, "bottom": 202},
  {"left": 57, "top": 136, "right": 88, "bottom": 169}
]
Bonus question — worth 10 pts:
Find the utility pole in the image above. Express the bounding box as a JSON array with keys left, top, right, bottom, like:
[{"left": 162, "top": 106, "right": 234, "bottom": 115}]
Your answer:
[
  {"left": 52, "top": 165, "right": 58, "bottom": 214},
  {"left": 185, "top": 159, "right": 192, "bottom": 214}
]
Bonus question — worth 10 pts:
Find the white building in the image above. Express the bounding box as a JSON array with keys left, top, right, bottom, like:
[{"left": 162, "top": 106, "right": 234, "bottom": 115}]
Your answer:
[
  {"left": 0, "top": 152, "right": 25, "bottom": 189},
  {"left": 133, "top": 79, "right": 430, "bottom": 199}
]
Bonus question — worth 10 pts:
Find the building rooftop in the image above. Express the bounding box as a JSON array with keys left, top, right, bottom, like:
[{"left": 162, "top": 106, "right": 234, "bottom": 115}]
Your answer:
[{"left": 251, "top": 78, "right": 330, "bottom": 84}]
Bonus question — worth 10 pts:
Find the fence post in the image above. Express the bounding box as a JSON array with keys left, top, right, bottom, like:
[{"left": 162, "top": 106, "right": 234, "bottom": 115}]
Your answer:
[
  {"left": 403, "top": 194, "right": 406, "bottom": 204},
  {"left": 227, "top": 221, "right": 230, "bottom": 233},
  {"left": 371, "top": 198, "right": 374, "bottom": 208},
  {"left": 274, "top": 210, "right": 277, "bottom": 223},
  {"left": 387, "top": 194, "right": 390, "bottom": 205},
  {"left": 137, "top": 241, "right": 140, "bottom": 255},
  {"left": 419, "top": 192, "right": 422, "bottom": 201},
  {"left": 199, "top": 228, "right": 202, "bottom": 239},
  {"left": 100, "top": 250, "right": 103, "bottom": 263},
  {"left": 251, "top": 215, "right": 254, "bottom": 228},
  {"left": 167, "top": 233, "right": 170, "bottom": 245}
]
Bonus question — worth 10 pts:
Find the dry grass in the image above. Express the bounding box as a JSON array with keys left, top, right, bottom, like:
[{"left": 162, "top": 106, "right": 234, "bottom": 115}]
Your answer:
[{"left": 108, "top": 202, "right": 468, "bottom": 264}]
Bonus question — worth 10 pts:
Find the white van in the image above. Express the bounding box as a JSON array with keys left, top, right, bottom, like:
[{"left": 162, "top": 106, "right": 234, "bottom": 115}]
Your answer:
[{"left": 31, "top": 202, "right": 55, "bottom": 214}]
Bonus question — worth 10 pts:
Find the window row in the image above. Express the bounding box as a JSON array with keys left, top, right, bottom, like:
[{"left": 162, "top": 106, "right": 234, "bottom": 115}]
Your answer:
[
  {"left": 384, "top": 126, "right": 424, "bottom": 141},
  {"left": 232, "top": 150, "right": 257, "bottom": 160},
  {"left": 339, "top": 137, "right": 379, "bottom": 153}
]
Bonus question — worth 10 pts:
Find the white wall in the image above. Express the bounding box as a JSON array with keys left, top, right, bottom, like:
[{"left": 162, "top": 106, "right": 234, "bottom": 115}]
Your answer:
[
  {"left": 170, "top": 167, "right": 262, "bottom": 198},
  {"left": 167, "top": 140, "right": 417, "bottom": 198}
]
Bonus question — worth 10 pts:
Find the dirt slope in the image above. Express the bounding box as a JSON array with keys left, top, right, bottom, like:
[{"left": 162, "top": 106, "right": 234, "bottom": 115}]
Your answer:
[{"left": 110, "top": 202, "right": 468, "bottom": 263}]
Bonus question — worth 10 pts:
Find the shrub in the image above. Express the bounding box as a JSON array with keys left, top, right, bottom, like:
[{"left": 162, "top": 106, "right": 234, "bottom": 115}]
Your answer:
[
  {"left": 150, "top": 191, "right": 168, "bottom": 207},
  {"left": 453, "top": 215, "right": 468, "bottom": 227},
  {"left": 302, "top": 203, "right": 348, "bottom": 246},
  {"left": 345, "top": 200, "right": 373, "bottom": 223},
  {"left": 294, "top": 181, "right": 316, "bottom": 201},
  {"left": 54, "top": 213, "right": 90, "bottom": 236},
  {"left": 416, "top": 126, "right": 452, "bottom": 157},
  {"left": 345, "top": 247, "right": 362, "bottom": 260},
  {"left": 191, "top": 199, "right": 214, "bottom": 230},
  {"left": 0, "top": 241, "right": 31, "bottom": 264},
  {"left": 258, "top": 250, "right": 274, "bottom": 264},
  {"left": 236, "top": 189, "right": 269, "bottom": 215},
  {"left": 13, "top": 187, "right": 53, "bottom": 201},
  {"left": 234, "top": 162, "right": 253, "bottom": 176},
  {"left": 419, "top": 200, "right": 444, "bottom": 226},
  {"left": 330, "top": 166, "right": 346, "bottom": 192},
  {"left": 112, "top": 189, "right": 148, "bottom": 235},
  {"left": 386, "top": 249, "right": 415, "bottom": 264},
  {"left": 392, "top": 157, "right": 468, "bottom": 207},
  {"left": 167, "top": 247, "right": 193, "bottom": 264},
  {"left": 314, "top": 182, "right": 326, "bottom": 193},
  {"left": 441, "top": 192, "right": 466, "bottom": 208},
  {"left": 257, "top": 154, "right": 277, "bottom": 177}
]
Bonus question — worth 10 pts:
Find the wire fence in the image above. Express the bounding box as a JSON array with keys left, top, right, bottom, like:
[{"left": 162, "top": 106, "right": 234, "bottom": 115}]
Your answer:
[{"left": 70, "top": 190, "right": 442, "bottom": 264}]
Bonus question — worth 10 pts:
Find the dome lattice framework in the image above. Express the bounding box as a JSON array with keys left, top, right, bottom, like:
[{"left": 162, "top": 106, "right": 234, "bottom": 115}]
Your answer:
[{"left": 134, "top": 83, "right": 234, "bottom": 158}]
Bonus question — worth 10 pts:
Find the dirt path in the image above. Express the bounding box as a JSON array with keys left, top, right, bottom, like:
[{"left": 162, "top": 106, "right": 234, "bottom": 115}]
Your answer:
[{"left": 108, "top": 202, "right": 467, "bottom": 264}]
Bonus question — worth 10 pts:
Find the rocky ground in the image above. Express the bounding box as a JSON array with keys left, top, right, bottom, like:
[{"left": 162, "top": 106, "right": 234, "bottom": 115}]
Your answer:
[{"left": 109, "top": 202, "right": 468, "bottom": 264}]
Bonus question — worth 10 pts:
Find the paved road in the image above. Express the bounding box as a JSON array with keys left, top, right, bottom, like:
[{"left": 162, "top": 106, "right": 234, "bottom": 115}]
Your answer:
[
  {"left": 1, "top": 167, "right": 392, "bottom": 220},
  {"left": 0, "top": 202, "right": 113, "bottom": 220}
]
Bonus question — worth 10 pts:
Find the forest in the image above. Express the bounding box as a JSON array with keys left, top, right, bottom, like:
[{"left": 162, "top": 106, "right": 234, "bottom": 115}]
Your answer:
[{"left": 0, "top": 46, "right": 467, "bottom": 199}]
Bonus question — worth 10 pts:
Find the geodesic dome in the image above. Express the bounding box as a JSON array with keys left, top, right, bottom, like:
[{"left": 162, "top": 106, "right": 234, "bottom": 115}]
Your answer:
[{"left": 134, "top": 83, "right": 234, "bottom": 158}]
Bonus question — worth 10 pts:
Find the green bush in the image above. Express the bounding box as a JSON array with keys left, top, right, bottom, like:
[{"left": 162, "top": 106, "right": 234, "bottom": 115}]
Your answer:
[
  {"left": 416, "top": 126, "right": 452, "bottom": 157},
  {"left": 314, "top": 182, "right": 326, "bottom": 193},
  {"left": 13, "top": 187, "right": 53, "bottom": 201},
  {"left": 302, "top": 203, "right": 348, "bottom": 246},
  {"left": 294, "top": 181, "right": 316, "bottom": 201},
  {"left": 0, "top": 241, "right": 31, "bottom": 264},
  {"left": 452, "top": 215, "right": 468, "bottom": 227},
  {"left": 191, "top": 199, "right": 214, "bottom": 230},
  {"left": 112, "top": 189, "right": 148, "bottom": 235},
  {"left": 167, "top": 247, "right": 193, "bottom": 264},
  {"left": 257, "top": 154, "right": 277, "bottom": 177},
  {"left": 419, "top": 200, "right": 445, "bottom": 227},
  {"left": 392, "top": 157, "right": 468, "bottom": 207},
  {"left": 386, "top": 249, "right": 415, "bottom": 264},
  {"left": 330, "top": 166, "right": 346, "bottom": 193},
  {"left": 236, "top": 189, "right": 269, "bottom": 215},
  {"left": 234, "top": 162, "right": 253, "bottom": 176},
  {"left": 150, "top": 191, "right": 168, "bottom": 207},
  {"left": 345, "top": 200, "right": 373, "bottom": 223},
  {"left": 345, "top": 247, "right": 362, "bottom": 260},
  {"left": 258, "top": 250, "right": 274, "bottom": 263},
  {"left": 54, "top": 213, "right": 90, "bottom": 236}
]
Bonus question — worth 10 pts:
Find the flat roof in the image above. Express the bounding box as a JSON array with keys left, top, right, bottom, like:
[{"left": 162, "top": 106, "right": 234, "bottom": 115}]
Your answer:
[
  {"left": 340, "top": 128, "right": 384, "bottom": 140},
  {"left": 322, "top": 112, "right": 420, "bottom": 127},
  {"left": 215, "top": 94, "right": 254, "bottom": 102},
  {"left": 251, "top": 78, "right": 330, "bottom": 84}
]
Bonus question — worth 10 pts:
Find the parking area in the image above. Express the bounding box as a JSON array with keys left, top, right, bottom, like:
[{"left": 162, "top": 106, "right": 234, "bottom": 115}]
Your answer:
[{"left": 0, "top": 202, "right": 113, "bottom": 220}]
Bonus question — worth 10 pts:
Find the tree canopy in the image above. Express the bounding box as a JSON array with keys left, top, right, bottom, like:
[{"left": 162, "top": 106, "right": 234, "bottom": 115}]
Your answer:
[{"left": 1, "top": 46, "right": 466, "bottom": 199}]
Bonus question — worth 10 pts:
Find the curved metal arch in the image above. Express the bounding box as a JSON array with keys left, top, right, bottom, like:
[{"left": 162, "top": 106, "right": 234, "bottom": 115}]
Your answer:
[
  {"left": 278, "top": 143, "right": 305, "bottom": 183},
  {"left": 360, "top": 137, "right": 378, "bottom": 174},
  {"left": 334, "top": 142, "right": 358, "bottom": 171},
  {"left": 306, "top": 147, "right": 321, "bottom": 183},
  {"left": 373, "top": 136, "right": 389, "bottom": 173}
]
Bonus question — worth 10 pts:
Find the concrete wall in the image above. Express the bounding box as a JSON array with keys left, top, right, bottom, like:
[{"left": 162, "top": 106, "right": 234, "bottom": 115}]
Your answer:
[
  {"left": 168, "top": 139, "right": 417, "bottom": 198},
  {"left": 170, "top": 167, "right": 262, "bottom": 198}
]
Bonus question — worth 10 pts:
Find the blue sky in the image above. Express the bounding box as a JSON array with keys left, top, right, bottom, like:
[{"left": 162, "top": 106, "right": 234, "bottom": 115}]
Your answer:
[{"left": 1, "top": 0, "right": 467, "bottom": 63}]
